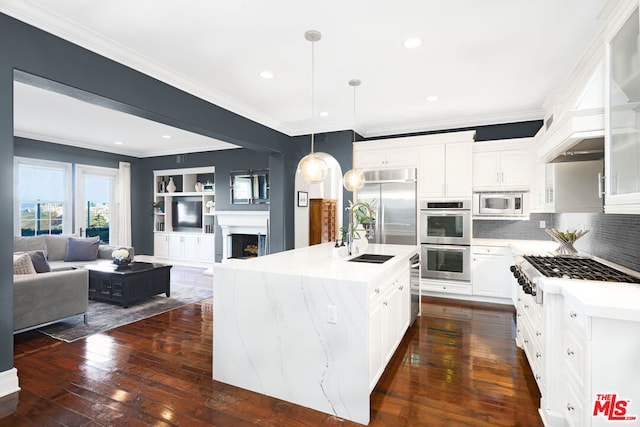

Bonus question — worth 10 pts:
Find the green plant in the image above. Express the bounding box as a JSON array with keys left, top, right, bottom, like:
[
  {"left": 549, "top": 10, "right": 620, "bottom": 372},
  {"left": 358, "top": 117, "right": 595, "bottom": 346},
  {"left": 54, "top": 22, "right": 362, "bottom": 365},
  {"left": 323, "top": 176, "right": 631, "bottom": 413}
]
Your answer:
[{"left": 348, "top": 199, "right": 376, "bottom": 225}]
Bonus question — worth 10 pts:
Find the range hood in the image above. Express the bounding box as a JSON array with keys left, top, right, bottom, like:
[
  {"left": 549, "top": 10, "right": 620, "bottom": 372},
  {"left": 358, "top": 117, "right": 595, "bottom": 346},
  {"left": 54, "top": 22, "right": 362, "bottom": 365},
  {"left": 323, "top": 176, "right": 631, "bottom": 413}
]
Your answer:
[{"left": 538, "top": 107, "right": 604, "bottom": 163}]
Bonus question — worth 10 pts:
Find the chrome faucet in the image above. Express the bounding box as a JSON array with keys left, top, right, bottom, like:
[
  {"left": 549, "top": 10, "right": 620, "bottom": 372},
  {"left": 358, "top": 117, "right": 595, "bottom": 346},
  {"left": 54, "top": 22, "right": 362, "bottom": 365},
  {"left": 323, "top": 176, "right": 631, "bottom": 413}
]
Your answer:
[{"left": 345, "top": 202, "right": 371, "bottom": 256}]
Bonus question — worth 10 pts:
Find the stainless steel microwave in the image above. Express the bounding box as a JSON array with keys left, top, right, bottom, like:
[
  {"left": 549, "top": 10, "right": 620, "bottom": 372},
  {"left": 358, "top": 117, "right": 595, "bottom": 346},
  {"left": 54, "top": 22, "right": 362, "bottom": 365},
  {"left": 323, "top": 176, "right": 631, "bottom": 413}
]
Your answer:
[{"left": 473, "top": 192, "right": 528, "bottom": 217}]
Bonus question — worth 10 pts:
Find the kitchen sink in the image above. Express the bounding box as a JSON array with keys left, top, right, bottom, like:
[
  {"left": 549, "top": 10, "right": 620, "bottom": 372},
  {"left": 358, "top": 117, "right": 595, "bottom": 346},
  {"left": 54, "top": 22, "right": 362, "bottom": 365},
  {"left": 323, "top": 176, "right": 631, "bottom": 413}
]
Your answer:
[{"left": 348, "top": 254, "right": 395, "bottom": 264}]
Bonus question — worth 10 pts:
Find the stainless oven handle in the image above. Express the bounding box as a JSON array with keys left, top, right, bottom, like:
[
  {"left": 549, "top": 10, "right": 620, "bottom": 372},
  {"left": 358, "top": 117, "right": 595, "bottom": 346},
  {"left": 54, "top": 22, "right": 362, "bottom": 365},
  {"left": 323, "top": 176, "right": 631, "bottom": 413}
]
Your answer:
[
  {"left": 422, "top": 244, "right": 469, "bottom": 251},
  {"left": 410, "top": 262, "right": 421, "bottom": 268},
  {"left": 420, "top": 210, "right": 470, "bottom": 216}
]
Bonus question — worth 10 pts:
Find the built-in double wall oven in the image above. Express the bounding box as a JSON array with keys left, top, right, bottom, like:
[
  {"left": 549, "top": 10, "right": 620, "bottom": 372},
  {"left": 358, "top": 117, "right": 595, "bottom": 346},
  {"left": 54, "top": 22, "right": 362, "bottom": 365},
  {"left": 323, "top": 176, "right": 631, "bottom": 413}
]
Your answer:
[{"left": 419, "top": 200, "right": 471, "bottom": 282}]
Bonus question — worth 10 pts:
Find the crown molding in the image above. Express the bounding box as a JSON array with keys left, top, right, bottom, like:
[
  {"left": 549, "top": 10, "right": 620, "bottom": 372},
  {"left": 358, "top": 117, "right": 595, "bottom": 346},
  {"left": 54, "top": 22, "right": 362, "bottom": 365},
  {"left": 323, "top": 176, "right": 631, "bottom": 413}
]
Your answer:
[
  {"left": 360, "top": 109, "right": 544, "bottom": 138},
  {"left": 0, "top": 0, "right": 289, "bottom": 134}
]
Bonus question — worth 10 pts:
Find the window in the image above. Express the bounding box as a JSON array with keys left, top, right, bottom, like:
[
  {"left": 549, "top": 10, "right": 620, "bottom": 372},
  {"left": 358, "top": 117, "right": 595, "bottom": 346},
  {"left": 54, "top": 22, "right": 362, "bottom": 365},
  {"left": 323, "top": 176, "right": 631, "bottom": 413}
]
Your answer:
[
  {"left": 75, "top": 165, "right": 118, "bottom": 244},
  {"left": 14, "top": 157, "right": 72, "bottom": 236}
]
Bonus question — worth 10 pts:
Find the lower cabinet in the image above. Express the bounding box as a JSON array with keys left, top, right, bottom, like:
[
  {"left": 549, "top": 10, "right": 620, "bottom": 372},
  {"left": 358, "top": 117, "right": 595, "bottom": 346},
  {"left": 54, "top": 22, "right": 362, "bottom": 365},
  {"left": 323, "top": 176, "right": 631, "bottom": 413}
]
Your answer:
[
  {"left": 155, "top": 232, "right": 215, "bottom": 263},
  {"left": 562, "top": 296, "right": 640, "bottom": 427},
  {"left": 471, "top": 245, "right": 513, "bottom": 299},
  {"left": 154, "top": 233, "right": 169, "bottom": 258},
  {"left": 369, "top": 267, "right": 410, "bottom": 391}
]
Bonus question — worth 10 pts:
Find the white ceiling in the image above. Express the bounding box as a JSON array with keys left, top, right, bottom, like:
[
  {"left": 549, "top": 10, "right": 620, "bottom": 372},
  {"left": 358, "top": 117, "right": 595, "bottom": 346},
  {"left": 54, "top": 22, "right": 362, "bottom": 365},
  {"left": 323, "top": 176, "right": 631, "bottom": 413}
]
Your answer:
[
  {"left": 3, "top": 0, "right": 611, "bottom": 156},
  {"left": 13, "top": 81, "right": 240, "bottom": 157}
]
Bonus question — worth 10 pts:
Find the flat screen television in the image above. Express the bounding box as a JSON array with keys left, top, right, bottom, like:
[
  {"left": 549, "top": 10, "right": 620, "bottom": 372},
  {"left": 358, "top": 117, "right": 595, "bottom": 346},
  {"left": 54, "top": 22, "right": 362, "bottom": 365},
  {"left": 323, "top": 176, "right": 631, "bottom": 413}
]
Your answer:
[{"left": 172, "top": 197, "right": 202, "bottom": 231}]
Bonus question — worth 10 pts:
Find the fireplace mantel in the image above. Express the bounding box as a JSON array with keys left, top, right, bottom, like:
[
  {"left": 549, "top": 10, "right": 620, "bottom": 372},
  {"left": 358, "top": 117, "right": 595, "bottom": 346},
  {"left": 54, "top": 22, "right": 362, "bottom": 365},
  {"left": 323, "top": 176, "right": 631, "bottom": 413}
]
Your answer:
[{"left": 216, "top": 211, "right": 269, "bottom": 262}]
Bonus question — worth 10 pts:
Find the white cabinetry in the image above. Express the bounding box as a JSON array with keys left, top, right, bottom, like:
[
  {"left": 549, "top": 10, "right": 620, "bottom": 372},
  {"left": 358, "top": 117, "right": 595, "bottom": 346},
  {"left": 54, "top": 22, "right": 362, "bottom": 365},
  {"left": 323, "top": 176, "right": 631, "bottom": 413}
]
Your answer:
[
  {"left": 471, "top": 245, "right": 513, "bottom": 299},
  {"left": 420, "top": 141, "right": 472, "bottom": 199},
  {"left": 154, "top": 233, "right": 169, "bottom": 258},
  {"left": 166, "top": 233, "right": 215, "bottom": 263},
  {"left": 606, "top": 6, "right": 640, "bottom": 213},
  {"left": 473, "top": 139, "right": 533, "bottom": 191},
  {"left": 354, "top": 144, "right": 417, "bottom": 169},
  {"left": 153, "top": 167, "right": 216, "bottom": 265},
  {"left": 562, "top": 295, "right": 640, "bottom": 426},
  {"left": 369, "top": 266, "right": 410, "bottom": 391}
]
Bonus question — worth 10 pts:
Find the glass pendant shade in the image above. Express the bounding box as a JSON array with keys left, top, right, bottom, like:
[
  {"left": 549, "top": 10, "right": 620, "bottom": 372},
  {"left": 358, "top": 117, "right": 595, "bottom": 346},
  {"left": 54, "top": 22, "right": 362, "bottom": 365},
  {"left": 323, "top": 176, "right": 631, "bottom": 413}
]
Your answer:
[
  {"left": 298, "top": 152, "right": 328, "bottom": 184},
  {"left": 343, "top": 168, "right": 365, "bottom": 191}
]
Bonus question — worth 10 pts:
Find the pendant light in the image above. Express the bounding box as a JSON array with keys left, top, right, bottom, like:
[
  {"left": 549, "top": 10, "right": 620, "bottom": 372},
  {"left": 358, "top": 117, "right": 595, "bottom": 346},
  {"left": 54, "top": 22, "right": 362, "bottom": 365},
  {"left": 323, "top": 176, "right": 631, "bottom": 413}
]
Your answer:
[
  {"left": 298, "top": 30, "right": 328, "bottom": 184},
  {"left": 343, "top": 79, "right": 365, "bottom": 191}
]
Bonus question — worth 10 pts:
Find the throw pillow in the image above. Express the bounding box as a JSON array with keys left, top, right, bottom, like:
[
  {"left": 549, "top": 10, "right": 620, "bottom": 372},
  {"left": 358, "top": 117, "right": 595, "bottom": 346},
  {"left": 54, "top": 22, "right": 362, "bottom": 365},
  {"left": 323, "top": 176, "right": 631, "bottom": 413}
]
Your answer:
[
  {"left": 13, "top": 253, "right": 37, "bottom": 275},
  {"left": 64, "top": 236, "right": 100, "bottom": 262},
  {"left": 26, "top": 250, "right": 51, "bottom": 273}
]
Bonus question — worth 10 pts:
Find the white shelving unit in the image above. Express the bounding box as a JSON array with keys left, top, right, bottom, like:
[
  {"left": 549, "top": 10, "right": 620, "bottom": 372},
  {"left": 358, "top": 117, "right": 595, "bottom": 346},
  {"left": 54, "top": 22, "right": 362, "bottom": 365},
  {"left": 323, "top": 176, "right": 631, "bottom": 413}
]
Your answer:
[{"left": 153, "top": 166, "right": 216, "bottom": 265}]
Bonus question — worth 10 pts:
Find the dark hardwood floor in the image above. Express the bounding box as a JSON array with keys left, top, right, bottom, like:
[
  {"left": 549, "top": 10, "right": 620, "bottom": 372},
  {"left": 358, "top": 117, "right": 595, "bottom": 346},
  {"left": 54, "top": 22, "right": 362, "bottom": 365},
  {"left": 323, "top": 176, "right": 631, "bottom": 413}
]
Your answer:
[{"left": 3, "top": 296, "right": 542, "bottom": 426}]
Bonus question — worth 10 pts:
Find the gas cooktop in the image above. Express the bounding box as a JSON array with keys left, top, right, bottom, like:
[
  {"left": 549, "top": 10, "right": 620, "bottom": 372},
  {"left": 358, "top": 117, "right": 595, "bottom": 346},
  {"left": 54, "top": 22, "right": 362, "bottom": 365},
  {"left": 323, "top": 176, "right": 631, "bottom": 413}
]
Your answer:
[{"left": 523, "top": 255, "right": 640, "bottom": 283}]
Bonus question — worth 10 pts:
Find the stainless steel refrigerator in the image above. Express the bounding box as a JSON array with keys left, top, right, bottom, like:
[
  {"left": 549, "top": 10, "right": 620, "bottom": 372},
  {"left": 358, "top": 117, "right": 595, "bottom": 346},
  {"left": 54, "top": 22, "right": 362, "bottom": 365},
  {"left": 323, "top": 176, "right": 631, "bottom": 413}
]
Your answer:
[{"left": 355, "top": 168, "right": 417, "bottom": 245}]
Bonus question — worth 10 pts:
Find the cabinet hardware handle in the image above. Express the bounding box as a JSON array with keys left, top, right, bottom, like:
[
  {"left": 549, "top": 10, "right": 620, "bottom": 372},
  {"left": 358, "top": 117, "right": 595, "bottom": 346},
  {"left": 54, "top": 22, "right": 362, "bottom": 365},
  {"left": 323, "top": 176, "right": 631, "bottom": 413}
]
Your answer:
[
  {"left": 536, "top": 331, "right": 541, "bottom": 336},
  {"left": 383, "top": 301, "right": 388, "bottom": 306},
  {"left": 524, "top": 304, "right": 529, "bottom": 309},
  {"left": 501, "top": 171, "right": 504, "bottom": 183},
  {"left": 567, "top": 403, "right": 574, "bottom": 411},
  {"left": 398, "top": 285, "right": 404, "bottom": 290},
  {"left": 375, "top": 288, "right": 380, "bottom": 294},
  {"left": 598, "top": 172, "right": 606, "bottom": 199},
  {"left": 535, "top": 375, "right": 541, "bottom": 380},
  {"left": 517, "top": 329, "right": 521, "bottom": 334},
  {"left": 567, "top": 348, "right": 574, "bottom": 356},
  {"left": 569, "top": 311, "right": 577, "bottom": 318},
  {"left": 496, "top": 172, "right": 500, "bottom": 184},
  {"left": 524, "top": 339, "right": 529, "bottom": 344},
  {"left": 536, "top": 352, "right": 541, "bottom": 358}
]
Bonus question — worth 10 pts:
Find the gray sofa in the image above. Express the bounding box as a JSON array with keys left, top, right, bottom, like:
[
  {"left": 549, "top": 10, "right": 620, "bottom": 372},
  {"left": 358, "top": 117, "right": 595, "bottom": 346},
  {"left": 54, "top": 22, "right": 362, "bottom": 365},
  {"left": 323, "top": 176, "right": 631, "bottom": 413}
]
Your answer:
[{"left": 13, "top": 234, "right": 135, "bottom": 333}]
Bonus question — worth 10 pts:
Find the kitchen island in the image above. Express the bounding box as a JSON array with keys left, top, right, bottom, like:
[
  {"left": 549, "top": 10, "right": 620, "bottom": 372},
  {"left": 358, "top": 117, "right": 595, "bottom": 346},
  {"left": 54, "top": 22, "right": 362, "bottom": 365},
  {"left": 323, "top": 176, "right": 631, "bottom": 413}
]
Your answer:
[{"left": 212, "top": 243, "right": 419, "bottom": 425}]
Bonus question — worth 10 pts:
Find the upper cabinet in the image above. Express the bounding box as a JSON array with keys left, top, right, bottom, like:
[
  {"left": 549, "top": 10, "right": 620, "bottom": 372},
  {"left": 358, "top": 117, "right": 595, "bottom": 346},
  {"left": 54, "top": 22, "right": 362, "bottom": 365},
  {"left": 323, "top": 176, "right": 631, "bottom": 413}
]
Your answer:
[
  {"left": 353, "top": 131, "right": 475, "bottom": 200},
  {"left": 606, "top": 5, "right": 640, "bottom": 213},
  {"left": 472, "top": 139, "right": 533, "bottom": 191},
  {"left": 353, "top": 142, "right": 418, "bottom": 170},
  {"left": 420, "top": 141, "right": 472, "bottom": 199}
]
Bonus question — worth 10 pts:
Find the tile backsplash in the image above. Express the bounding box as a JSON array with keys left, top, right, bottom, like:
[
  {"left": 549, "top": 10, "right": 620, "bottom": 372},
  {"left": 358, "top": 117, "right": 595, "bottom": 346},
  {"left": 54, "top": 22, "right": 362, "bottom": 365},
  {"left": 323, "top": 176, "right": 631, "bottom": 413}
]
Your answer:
[
  {"left": 474, "top": 212, "right": 640, "bottom": 272},
  {"left": 473, "top": 213, "right": 554, "bottom": 241},
  {"left": 555, "top": 213, "right": 640, "bottom": 272}
]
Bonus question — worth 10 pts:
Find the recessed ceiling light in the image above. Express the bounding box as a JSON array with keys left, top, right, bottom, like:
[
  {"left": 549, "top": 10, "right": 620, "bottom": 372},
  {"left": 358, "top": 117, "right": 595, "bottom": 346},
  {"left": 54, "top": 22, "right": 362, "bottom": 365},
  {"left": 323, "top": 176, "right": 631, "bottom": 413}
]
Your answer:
[
  {"left": 260, "top": 70, "right": 274, "bottom": 79},
  {"left": 426, "top": 95, "right": 438, "bottom": 102},
  {"left": 319, "top": 111, "right": 329, "bottom": 117},
  {"left": 114, "top": 141, "right": 123, "bottom": 145},
  {"left": 403, "top": 38, "right": 422, "bottom": 49},
  {"left": 162, "top": 134, "right": 171, "bottom": 139}
]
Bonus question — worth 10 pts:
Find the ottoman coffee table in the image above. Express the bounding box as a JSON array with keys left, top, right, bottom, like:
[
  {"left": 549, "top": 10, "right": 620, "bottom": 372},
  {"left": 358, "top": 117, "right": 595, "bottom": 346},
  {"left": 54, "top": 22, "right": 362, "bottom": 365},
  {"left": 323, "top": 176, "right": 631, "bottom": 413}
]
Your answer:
[{"left": 85, "top": 261, "right": 172, "bottom": 308}]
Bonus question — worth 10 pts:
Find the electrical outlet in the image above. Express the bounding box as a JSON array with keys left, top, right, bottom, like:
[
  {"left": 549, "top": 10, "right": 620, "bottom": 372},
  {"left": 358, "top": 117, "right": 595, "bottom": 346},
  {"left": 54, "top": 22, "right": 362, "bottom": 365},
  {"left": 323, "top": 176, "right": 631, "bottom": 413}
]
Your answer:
[
  {"left": 327, "top": 305, "right": 337, "bottom": 324},
  {"left": 539, "top": 220, "right": 546, "bottom": 229}
]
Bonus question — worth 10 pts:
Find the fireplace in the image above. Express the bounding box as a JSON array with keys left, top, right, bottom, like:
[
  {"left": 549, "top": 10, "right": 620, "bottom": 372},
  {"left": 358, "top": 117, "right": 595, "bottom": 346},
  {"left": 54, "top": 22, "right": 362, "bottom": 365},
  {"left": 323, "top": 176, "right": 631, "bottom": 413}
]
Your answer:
[
  {"left": 216, "top": 211, "right": 269, "bottom": 262},
  {"left": 229, "top": 233, "right": 268, "bottom": 259}
]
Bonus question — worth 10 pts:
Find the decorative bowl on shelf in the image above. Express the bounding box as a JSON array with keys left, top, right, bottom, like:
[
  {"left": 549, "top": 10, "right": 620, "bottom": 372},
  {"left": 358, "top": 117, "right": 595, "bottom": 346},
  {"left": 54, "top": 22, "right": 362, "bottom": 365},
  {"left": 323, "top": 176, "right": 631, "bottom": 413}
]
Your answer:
[{"left": 545, "top": 228, "right": 589, "bottom": 255}]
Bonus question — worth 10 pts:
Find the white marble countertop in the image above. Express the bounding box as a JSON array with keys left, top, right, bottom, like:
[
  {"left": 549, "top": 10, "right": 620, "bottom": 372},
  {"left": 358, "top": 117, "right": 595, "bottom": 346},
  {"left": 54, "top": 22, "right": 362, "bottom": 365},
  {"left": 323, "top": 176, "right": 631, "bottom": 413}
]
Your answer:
[
  {"left": 562, "top": 280, "right": 640, "bottom": 323},
  {"left": 215, "top": 242, "right": 419, "bottom": 283}
]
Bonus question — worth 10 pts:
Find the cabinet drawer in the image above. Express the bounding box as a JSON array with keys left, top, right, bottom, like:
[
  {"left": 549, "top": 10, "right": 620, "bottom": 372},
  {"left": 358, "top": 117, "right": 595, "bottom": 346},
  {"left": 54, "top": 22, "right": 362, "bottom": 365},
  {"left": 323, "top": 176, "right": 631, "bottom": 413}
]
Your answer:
[
  {"left": 564, "top": 328, "right": 586, "bottom": 389},
  {"left": 564, "top": 382, "right": 585, "bottom": 427},
  {"left": 471, "top": 245, "right": 510, "bottom": 256},
  {"left": 421, "top": 281, "right": 472, "bottom": 295},
  {"left": 564, "top": 300, "right": 590, "bottom": 338}
]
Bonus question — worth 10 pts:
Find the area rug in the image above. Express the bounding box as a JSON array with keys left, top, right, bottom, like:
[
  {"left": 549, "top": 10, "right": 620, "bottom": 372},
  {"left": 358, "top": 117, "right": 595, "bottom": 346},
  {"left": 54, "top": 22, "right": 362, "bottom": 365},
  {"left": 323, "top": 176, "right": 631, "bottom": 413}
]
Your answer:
[{"left": 37, "top": 282, "right": 213, "bottom": 343}]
